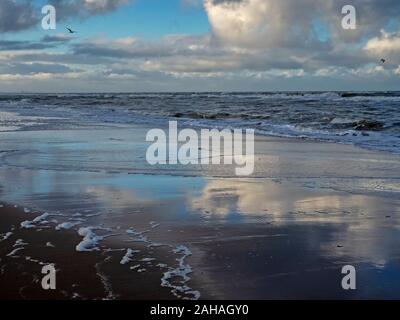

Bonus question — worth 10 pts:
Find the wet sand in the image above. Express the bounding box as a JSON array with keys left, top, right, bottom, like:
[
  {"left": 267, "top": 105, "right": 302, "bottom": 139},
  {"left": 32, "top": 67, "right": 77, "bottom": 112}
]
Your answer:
[
  {"left": 0, "top": 203, "right": 177, "bottom": 300},
  {"left": 0, "top": 124, "right": 400, "bottom": 299}
]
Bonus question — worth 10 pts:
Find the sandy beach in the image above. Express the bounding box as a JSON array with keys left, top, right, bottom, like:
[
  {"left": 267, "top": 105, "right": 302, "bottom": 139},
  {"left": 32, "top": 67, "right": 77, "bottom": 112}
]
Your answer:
[
  {"left": 1, "top": 0, "right": 400, "bottom": 306},
  {"left": 0, "top": 123, "right": 399, "bottom": 300}
]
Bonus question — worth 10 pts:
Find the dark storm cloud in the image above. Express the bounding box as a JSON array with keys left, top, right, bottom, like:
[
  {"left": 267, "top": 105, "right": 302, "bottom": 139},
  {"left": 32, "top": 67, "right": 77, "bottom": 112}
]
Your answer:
[
  {"left": 10, "top": 52, "right": 115, "bottom": 66},
  {"left": 0, "top": 0, "right": 130, "bottom": 32},
  {"left": 70, "top": 35, "right": 218, "bottom": 60},
  {"left": 0, "top": 0, "right": 38, "bottom": 32},
  {"left": 47, "top": 0, "right": 130, "bottom": 20},
  {"left": 71, "top": 43, "right": 178, "bottom": 59},
  {"left": 41, "top": 34, "right": 73, "bottom": 43},
  {"left": 0, "top": 62, "right": 74, "bottom": 75},
  {"left": 72, "top": 44, "right": 143, "bottom": 59},
  {"left": 0, "top": 40, "right": 54, "bottom": 51}
]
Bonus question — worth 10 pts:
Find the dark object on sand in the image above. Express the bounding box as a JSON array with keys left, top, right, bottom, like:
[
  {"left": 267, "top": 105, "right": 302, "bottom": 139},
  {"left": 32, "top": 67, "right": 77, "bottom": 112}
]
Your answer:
[{"left": 354, "top": 120, "right": 384, "bottom": 131}]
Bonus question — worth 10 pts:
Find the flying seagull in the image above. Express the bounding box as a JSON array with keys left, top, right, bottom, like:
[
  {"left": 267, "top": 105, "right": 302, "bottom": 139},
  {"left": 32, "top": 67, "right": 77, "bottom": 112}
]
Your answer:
[
  {"left": 66, "top": 27, "right": 77, "bottom": 34},
  {"left": 381, "top": 58, "right": 386, "bottom": 64}
]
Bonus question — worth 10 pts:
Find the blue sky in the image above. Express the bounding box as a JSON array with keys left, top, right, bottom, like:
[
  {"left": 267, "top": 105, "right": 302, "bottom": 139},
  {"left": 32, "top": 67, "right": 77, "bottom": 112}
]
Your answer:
[
  {"left": 0, "top": 0, "right": 399, "bottom": 92},
  {"left": 10, "top": 0, "right": 209, "bottom": 40},
  {"left": 61, "top": 0, "right": 210, "bottom": 39}
]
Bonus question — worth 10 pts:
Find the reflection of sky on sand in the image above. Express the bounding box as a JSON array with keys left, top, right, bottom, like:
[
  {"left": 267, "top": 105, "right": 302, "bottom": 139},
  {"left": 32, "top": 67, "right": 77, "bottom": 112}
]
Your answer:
[
  {"left": 1, "top": 127, "right": 400, "bottom": 298},
  {"left": 189, "top": 177, "right": 400, "bottom": 269},
  {"left": 0, "top": 153, "right": 399, "bottom": 273},
  {"left": 189, "top": 178, "right": 399, "bottom": 220},
  {"left": 90, "top": 174, "right": 205, "bottom": 201}
]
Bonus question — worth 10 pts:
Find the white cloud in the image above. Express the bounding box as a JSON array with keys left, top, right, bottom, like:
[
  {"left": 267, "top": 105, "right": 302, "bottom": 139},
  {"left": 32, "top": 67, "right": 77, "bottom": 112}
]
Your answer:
[
  {"left": 205, "top": 0, "right": 276, "bottom": 48},
  {"left": 364, "top": 30, "right": 400, "bottom": 63},
  {"left": 2, "top": 0, "right": 400, "bottom": 91}
]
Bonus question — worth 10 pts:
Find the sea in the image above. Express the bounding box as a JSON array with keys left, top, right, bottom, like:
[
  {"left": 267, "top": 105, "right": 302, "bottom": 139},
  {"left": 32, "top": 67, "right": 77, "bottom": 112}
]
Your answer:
[{"left": 0, "top": 91, "right": 399, "bottom": 154}]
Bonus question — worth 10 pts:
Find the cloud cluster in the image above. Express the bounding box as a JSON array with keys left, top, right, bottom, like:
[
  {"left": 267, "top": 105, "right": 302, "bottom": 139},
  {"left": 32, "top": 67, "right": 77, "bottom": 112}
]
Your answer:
[
  {"left": 0, "top": 0, "right": 130, "bottom": 32},
  {"left": 364, "top": 30, "right": 400, "bottom": 64},
  {"left": 204, "top": 0, "right": 400, "bottom": 47},
  {"left": 48, "top": 0, "right": 130, "bottom": 19},
  {"left": 0, "top": 0, "right": 37, "bottom": 32},
  {"left": 0, "top": 0, "right": 399, "bottom": 91}
]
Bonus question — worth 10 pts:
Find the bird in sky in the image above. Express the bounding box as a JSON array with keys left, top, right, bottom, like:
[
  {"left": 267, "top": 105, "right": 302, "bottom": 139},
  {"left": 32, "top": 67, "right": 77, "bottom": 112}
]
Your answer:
[
  {"left": 66, "top": 27, "right": 77, "bottom": 34},
  {"left": 381, "top": 58, "right": 386, "bottom": 64}
]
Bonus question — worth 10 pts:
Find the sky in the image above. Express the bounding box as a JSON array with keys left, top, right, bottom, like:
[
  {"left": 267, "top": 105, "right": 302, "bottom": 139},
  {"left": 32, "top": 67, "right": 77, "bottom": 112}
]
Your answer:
[{"left": 0, "top": 0, "right": 399, "bottom": 92}]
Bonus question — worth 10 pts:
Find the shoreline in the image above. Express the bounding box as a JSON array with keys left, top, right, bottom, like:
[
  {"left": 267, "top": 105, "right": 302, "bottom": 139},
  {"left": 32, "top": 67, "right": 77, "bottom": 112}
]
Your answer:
[{"left": 3, "top": 119, "right": 400, "bottom": 157}]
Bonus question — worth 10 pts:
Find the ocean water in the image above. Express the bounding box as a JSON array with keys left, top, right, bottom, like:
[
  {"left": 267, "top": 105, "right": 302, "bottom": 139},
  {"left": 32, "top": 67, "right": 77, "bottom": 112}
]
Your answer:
[{"left": 0, "top": 92, "right": 399, "bottom": 154}]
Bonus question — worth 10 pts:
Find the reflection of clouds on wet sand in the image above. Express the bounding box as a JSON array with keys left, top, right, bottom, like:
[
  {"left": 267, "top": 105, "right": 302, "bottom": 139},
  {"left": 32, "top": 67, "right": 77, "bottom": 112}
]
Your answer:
[
  {"left": 189, "top": 177, "right": 400, "bottom": 269},
  {"left": 85, "top": 186, "right": 144, "bottom": 210},
  {"left": 320, "top": 217, "right": 400, "bottom": 268},
  {"left": 189, "top": 179, "right": 308, "bottom": 218},
  {"left": 1, "top": 125, "right": 400, "bottom": 298},
  {"left": 189, "top": 178, "right": 397, "bottom": 219}
]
